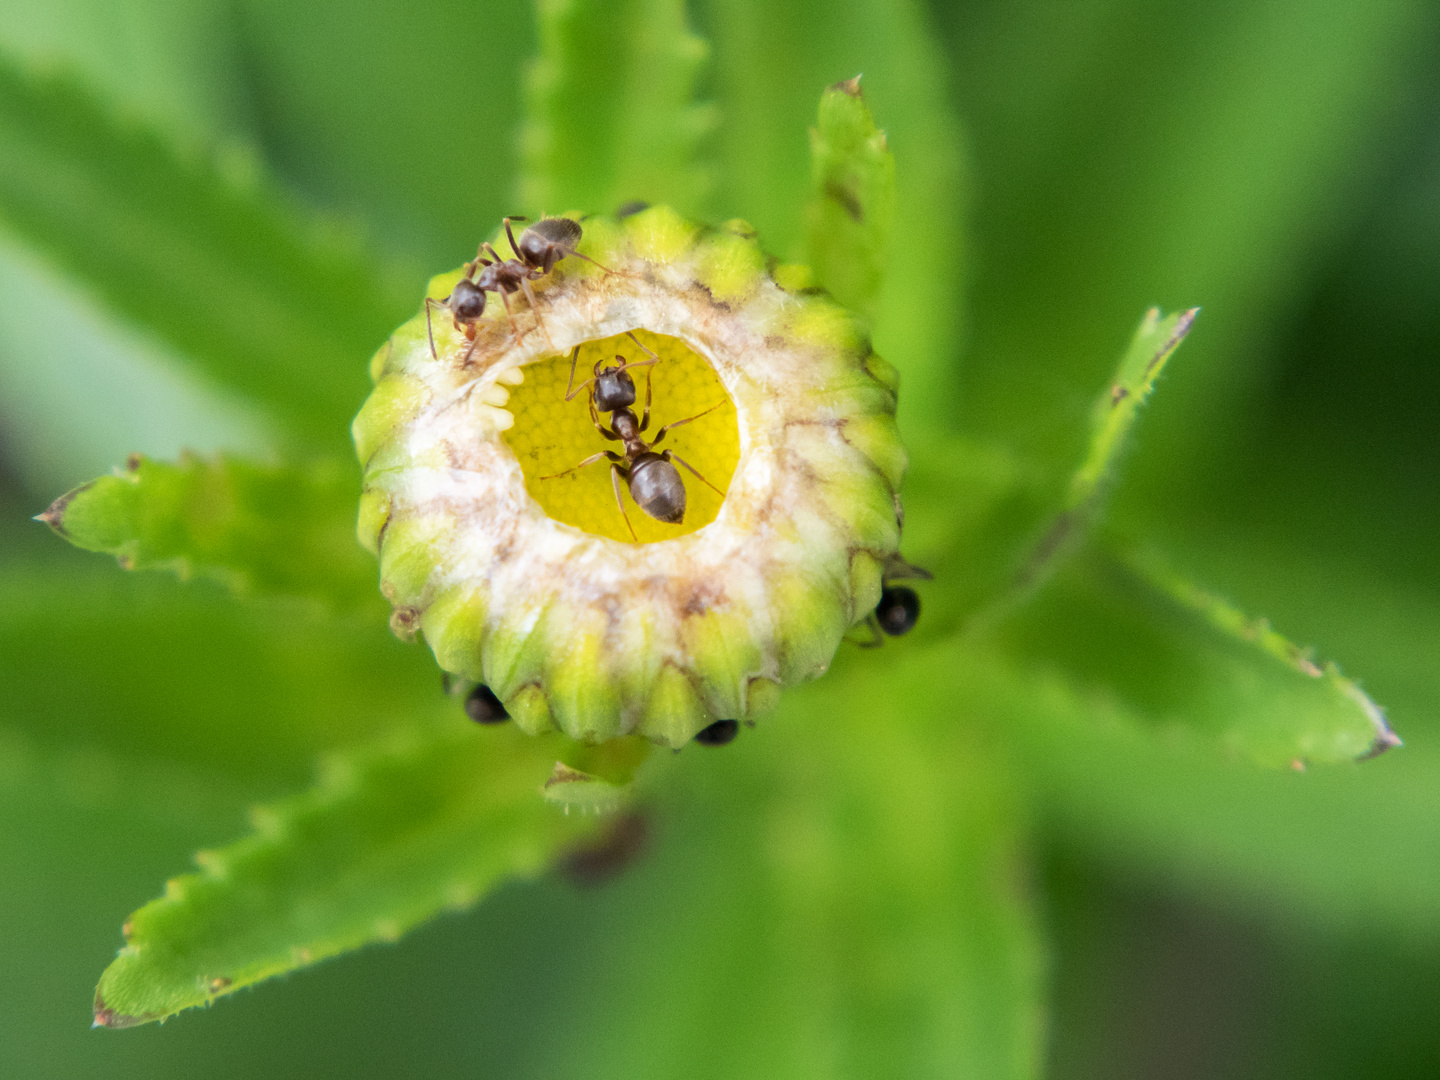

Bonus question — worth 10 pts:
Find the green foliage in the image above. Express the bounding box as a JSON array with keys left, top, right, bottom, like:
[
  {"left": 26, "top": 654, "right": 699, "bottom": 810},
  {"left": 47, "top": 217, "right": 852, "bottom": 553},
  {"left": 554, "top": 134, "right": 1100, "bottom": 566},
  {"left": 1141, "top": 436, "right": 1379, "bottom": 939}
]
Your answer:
[
  {"left": 0, "top": 53, "right": 410, "bottom": 454},
  {"left": 998, "top": 546, "right": 1394, "bottom": 768},
  {"left": 520, "top": 0, "right": 716, "bottom": 217},
  {"left": 806, "top": 77, "right": 896, "bottom": 322},
  {"left": 0, "top": 0, "right": 1435, "bottom": 1074},
  {"left": 702, "top": 0, "right": 965, "bottom": 431},
  {"left": 38, "top": 453, "right": 377, "bottom": 610},
  {"left": 95, "top": 722, "right": 596, "bottom": 1026}
]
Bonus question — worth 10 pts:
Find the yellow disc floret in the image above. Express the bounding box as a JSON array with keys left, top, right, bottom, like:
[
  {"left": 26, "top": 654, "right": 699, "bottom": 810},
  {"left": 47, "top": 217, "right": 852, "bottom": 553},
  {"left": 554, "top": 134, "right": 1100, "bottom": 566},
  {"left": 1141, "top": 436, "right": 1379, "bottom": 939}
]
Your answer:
[{"left": 502, "top": 330, "right": 739, "bottom": 544}]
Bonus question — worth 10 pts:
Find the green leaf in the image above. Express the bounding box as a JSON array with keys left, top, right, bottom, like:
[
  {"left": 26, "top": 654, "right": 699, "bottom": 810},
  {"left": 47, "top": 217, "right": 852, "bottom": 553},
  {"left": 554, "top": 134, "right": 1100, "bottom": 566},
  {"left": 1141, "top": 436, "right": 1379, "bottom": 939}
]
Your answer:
[
  {"left": 996, "top": 543, "right": 1396, "bottom": 768},
  {"left": 519, "top": 0, "right": 716, "bottom": 218},
  {"left": 0, "top": 54, "right": 411, "bottom": 453},
  {"left": 532, "top": 645, "right": 1047, "bottom": 1078},
  {"left": 900, "top": 310, "right": 1196, "bottom": 634},
  {"left": 1015, "top": 307, "right": 1197, "bottom": 592},
  {"left": 949, "top": 0, "right": 1431, "bottom": 482},
  {"left": 703, "top": 0, "right": 965, "bottom": 431},
  {"left": 805, "top": 77, "right": 895, "bottom": 322},
  {"left": 0, "top": 560, "right": 436, "bottom": 791},
  {"left": 37, "top": 452, "right": 377, "bottom": 611},
  {"left": 93, "top": 722, "right": 599, "bottom": 1027}
]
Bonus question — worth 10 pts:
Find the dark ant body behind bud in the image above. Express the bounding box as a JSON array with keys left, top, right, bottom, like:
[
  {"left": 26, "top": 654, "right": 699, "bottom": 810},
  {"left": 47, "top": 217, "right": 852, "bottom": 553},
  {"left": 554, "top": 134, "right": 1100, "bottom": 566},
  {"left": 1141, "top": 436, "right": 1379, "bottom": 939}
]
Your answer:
[
  {"left": 693, "top": 719, "right": 739, "bottom": 746},
  {"left": 464, "top": 684, "right": 510, "bottom": 724},
  {"left": 856, "top": 556, "right": 932, "bottom": 647},
  {"left": 875, "top": 585, "right": 921, "bottom": 636}
]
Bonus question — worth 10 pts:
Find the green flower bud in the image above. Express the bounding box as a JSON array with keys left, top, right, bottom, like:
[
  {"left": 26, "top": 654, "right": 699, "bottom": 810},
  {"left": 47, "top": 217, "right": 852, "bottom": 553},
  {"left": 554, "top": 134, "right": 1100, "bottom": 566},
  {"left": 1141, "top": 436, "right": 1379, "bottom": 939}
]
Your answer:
[{"left": 355, "top": 207, "right": 906, "bottom": 747}]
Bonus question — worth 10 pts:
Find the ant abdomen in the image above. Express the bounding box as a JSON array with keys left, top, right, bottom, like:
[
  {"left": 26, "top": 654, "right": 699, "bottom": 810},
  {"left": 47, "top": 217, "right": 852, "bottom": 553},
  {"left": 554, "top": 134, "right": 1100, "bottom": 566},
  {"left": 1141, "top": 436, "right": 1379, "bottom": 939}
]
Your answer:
[
  {"left": 629, "top": 455, "right": 687, "bottom": 523},
  {"left": 519, "top": 217, "right": 583, "bottom": 272}
]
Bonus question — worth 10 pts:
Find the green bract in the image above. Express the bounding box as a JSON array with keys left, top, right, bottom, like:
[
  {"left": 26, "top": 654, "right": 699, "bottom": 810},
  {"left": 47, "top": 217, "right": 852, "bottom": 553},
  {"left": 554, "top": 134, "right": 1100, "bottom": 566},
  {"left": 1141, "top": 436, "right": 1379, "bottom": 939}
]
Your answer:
[{"left": 355, "top": 208, "right": 906, "bottom": 747}]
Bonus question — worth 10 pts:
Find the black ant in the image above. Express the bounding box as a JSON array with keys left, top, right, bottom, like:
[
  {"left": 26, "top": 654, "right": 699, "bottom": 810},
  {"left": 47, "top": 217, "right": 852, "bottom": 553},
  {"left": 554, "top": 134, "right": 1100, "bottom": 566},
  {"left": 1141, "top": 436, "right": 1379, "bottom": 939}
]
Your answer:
[
  {"left": 857, "top": 555, "right": 933, "bottom": 646},
  {"left": 425, "top": 216, "right": 610, "bottom": 360},
  {"left": 539, "top": 334, "right": 726, "bottom": 542}
]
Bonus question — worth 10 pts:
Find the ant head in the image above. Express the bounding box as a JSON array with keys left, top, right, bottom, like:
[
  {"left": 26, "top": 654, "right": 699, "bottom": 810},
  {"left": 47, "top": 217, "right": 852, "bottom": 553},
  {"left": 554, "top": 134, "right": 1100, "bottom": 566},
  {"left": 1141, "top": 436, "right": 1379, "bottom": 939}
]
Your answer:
[
  {"left": 449, "top": 278, "right": 485, "bottom": 321},
  {"left": 593, "top": 361, "right": 637, "bottom": 412}
]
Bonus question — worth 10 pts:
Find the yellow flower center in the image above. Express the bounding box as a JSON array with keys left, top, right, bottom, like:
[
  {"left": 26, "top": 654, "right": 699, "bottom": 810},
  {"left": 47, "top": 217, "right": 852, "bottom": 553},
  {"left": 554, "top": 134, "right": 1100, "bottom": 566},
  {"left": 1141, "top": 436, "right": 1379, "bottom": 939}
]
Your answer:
[{"left": 501, "top": 330, "right": 740, "bottom": 543}]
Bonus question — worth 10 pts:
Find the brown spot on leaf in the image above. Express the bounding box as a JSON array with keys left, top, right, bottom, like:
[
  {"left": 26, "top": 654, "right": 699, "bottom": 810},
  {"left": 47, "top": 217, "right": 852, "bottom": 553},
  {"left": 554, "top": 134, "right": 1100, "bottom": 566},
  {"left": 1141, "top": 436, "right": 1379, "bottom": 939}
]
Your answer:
[
  {"left": 93, "top": 994, "right": 151, "bottom": 1029},
  {"left": 207, "top": 976, "right": 232, "bottom": 994},
  {"left": 558, "top": 811, "right": 650, "bottom": 887},
  {"left": 830, "top": 75, "right": 863, "bottom": 97},
  {"left": 33, "top": 481, "right": 95, "bottom": 536},
  {"left": 825, "top": 181, "right": 864, "bottom": 222},
  {"left": 1110, "top": 385, "right": 1129, "bottom": 405},
  {"left": 390, "top": 606, "right": 422, "bottom": 639},
  {"left": 1357, "top": 728, "right": 1403, "bottom": 762},
  {"left": 126, "top": 452, "right": 144, "bottom": 472}
]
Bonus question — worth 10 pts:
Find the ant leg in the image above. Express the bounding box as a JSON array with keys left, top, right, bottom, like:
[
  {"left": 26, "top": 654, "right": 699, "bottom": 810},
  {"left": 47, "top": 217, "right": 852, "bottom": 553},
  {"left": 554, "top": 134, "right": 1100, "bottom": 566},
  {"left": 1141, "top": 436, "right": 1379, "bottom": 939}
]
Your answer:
[
  {"left": 638, "top": 363, "right": 655, "bottom": 431},
  {"left": 589, "top": 394, "right": 620, "bottom": 441},
  {"left": 854, "top": 613, "right": 885, "bottom": 649},
  {"left": 610, "top": 464, "right": 638, "bottom": 542},
  {"left": 496, "top": 289, "right": 523, "bottom": 341},
  {"left": 424, "top": 296, "right": 443, "bottom": 359},
  {"left": 573, "top": 251, "right": 617, "bottom": 274},
  {"left": 537, "top": 450, "right": 620, "bottom": 481},
  {"left": 664, "top": 451, "right": 727, "bottom": 497},
  {"left": 624, "top": 332, "right": 662, "bottom": 364},
  {"left": 503, "top": 217, "right": 528, "bottom": 260},
  {"left": 459, "top": 326, "right": 480, "bottom": 367},
  {"left": 563, "top": 345, "right": 595, "bottom": 401},
  {"left": 517, "top": 275, "right": 556, "bottom": 351},
  {"left": 650, "top": 401, "right": 725, "bottom": 446}
]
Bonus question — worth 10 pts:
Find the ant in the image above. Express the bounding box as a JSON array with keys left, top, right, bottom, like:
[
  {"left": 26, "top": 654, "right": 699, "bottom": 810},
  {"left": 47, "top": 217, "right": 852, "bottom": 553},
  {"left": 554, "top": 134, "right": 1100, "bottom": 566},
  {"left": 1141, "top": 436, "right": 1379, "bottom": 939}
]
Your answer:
[
  {"left": 856, "top": 555, "right": 933, "bottom": 646},
  {"left": 540, "top": 334, "right": 726, "bottom": 542},
  {"left": 425, "top": 216, "right": 610, "bottom": 360}
]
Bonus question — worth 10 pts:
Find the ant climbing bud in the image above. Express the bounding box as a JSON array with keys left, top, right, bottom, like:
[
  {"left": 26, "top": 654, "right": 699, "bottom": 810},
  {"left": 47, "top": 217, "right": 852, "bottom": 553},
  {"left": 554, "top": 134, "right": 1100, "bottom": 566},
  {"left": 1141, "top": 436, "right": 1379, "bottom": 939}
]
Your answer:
[
  {"left": 875, "top": 585, "right": 920, "bottom": 636},
  {"left": 463, "top": 684, "right": 510, "bottom": 724},
  {"left": 693, "top": 719, "right": 739, "bottom": 746}
]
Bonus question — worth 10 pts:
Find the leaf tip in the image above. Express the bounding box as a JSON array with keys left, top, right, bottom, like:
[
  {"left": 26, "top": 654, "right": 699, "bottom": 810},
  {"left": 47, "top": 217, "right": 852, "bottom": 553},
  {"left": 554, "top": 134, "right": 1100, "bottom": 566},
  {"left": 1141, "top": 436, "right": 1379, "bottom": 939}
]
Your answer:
[
  {"left": 830, "top": 74, "right": 864, "bottom": 98},
  {"left": 1357, "top": 727, "right": 1403, "bottom": 762},
  {"left": 92, "top": 994, "right": 150, "bottom": 1030},
  {"left": 34, "top": 485, "right": 86, "bottom": 535}
]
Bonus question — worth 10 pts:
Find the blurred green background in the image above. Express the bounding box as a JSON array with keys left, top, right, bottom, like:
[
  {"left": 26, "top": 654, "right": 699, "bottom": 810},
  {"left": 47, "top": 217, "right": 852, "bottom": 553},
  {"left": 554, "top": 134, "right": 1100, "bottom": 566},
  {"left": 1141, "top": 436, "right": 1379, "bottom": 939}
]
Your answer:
[{"left": 2, "top": 0, "right": 1438, "bottom": 1076}]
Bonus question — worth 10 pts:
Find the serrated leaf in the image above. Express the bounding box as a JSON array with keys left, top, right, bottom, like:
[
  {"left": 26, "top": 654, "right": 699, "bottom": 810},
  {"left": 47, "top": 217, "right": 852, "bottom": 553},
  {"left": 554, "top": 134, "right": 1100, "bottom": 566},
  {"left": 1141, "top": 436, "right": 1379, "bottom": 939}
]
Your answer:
[
  {"left": 997, "top": 543, "right": 1396, "bottom": 768},
  {"left": 703, "top": 0, "right": 965, "bottom": 432},
  {"left": 36, "top": 452, "right": 377, "bottom": 611},
  {"left": 1010, "top": 307, "right": 1195, "bottom": 596},
  {"left": 519, "top": 0, "right": 716, "bottom": 218},
  {"left": 93, "top": 722, "right": 601, "bottom": 1027},
  {"left": 0, "top": 54, "right": 410, "bottom": 453},
  {"left": 901, "top": 311, "right": 1196, "bottom": 634},
  {"left": 805, "top": 77, "right": 895, "bottom": 322}
]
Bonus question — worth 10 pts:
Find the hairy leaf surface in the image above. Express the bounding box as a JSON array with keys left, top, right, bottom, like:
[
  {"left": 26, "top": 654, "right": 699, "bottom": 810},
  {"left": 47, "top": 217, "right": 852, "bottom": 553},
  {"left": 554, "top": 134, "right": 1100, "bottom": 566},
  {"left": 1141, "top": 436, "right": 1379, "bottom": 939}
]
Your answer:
[
  {"left": 94, "top": 723, "right": 599, "bottom": 1027},
  {"left": 704, "top": 0, "right": 965, "bottom": 431},
  {"left": 519, "top": 0, "right": 715, "bottom": 218},
  {"left": 806, "top": 77, "right": 895, "bottom": 322},
  {"left": 998, "top": 545, "right": 1396, "bottom": 767},
  {"left": 38, "top": 453, "right": 377, "bottom": 611}
]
